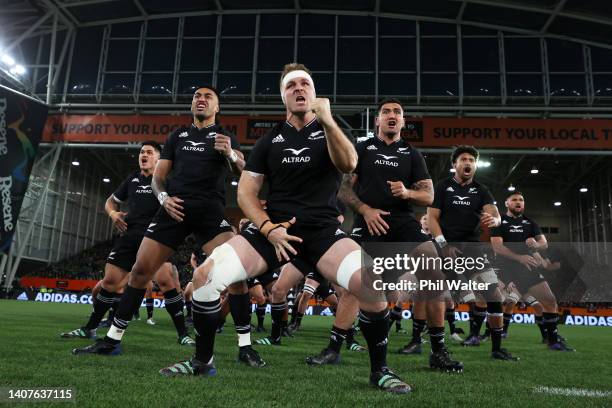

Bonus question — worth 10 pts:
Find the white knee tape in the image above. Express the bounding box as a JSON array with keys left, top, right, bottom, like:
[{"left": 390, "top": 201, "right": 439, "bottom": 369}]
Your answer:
[
  {"left": 459, "top": 290, "right": 476, "bottom": 303},
  {"left": 472, "top": 268, "right": 498, "bottom": 285},
  {"left": 336, "top": 250, "right": 362, "bottom": 291},
  {"left": 192, "top": 243, "right": 248, "bottom": 302},
  {"left": 522, "top": 294, "right": 538, "bottom": 306}
]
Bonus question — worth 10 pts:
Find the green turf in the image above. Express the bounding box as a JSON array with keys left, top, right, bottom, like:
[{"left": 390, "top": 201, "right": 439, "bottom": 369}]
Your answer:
[{"left": 0, "top": 300, "right": 611, "bottom": 408}]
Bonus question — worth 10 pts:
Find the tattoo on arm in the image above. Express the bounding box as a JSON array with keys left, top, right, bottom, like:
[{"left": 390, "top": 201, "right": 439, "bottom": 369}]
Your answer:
[
  {"left": 411, "top": 179, "right": 433, "bottom": 193},
  {"left": 338, "top": 173, "right": 364, "bottom": 213}
]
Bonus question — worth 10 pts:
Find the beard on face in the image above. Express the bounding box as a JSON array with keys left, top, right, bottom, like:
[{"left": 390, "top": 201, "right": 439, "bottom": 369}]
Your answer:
[
  {"left": 194, "top": 113, "right": 206, "bottom": 121},
  {"left": 509, "top": 207, "right": 523, "bottom": 216}
]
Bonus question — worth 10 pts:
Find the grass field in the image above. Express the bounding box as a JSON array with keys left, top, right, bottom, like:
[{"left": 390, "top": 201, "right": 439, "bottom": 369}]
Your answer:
[{"left": 0, "top": 300, "right": 611, "bottom": 408}]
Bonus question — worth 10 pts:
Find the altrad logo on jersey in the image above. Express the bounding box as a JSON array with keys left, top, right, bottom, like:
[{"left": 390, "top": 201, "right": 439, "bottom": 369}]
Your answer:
[
  {"left": 182, "top": 140, "right": 206, "bottom": 152},
  {"left": 136, "top": 185, "right": 152, "bottom": 194},
  {"left": 375, "top": 153, "right": 399, "bottom": 167},
  {"left": 282, "top": 147, "right": 311, "bottom": 163},
  {"left": 452, "top": 195, "right": 471, "bottom": 206}
]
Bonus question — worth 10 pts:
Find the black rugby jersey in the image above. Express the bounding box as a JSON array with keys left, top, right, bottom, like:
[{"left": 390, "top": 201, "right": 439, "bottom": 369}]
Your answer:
[
  {"left": 431, "top": 176, "right": 495, "bottom": 242},
  {"left": 490, "top": 214, "right": 542, "bottom": 255},
  {"left": 244, "top": 119, "right": 343, "bottom": 227},
  {"left": 354, "top": 135, "right": 429, "bottom": 217},
  {"left": 160, "top": 123, "right": 240, "bottom": 204},
  {"left": 112, "top": 171, "right": 159, "bottom": 230}
]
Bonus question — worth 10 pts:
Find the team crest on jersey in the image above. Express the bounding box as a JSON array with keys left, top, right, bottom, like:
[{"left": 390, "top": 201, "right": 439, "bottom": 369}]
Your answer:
[
  {"left": 522, "top": 219, "right": 530, "bottom": 224},
  {"left": 207, "top": 132, "right": 217, "bottom": 138},
  {"left": 308, "top": 130, "right": 325, "bottom": 140},
  {"left": 446, "top": 186, "right": 454, "bottom": 192},
  {"left": 351, "top": 227, "right": 362, "bottom": 237},
  {"left": 367, "top": 145, "right": 377, "bottom": 150},
  {"left": 146, "top": 223, "right": 157, "bottom": 233},
  {"left": 468, "top": 187, "right": 478, "bottom": 194},
  {"left": 272, "top": 134, "right": 285, "bottom": 143},
  {"left": 397, "top": 147, "right": 411, "bottom": 155},
  {"left": 179, "top": 131, "right": 189, "bottom": 138},
  {"left": 356, "top": 134, "right": 374, "bottom": 143},
  {"left": 244, "top": 223, "right": 258, "bottom": 234},
  {"left": 131, "top": 178, "right": 140, "bottom": 182},
  {"left": 502, "top": 219, "right": 508, "bottom": 224},
  {"left": 108, "top": 251, "right": 116, "bottom": 260},
  {"left": 335, "top": 229, "right": 345, "bottom": 236}
]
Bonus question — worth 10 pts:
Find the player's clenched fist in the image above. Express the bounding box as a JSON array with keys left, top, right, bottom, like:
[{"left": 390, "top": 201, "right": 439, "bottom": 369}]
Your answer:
[{"left": 311, "top": 98, "right": 333, "bottom": 126}]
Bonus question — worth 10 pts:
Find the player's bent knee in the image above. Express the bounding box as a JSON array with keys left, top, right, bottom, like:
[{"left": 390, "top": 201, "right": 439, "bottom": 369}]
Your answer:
[
  {"left": 271, "top": 283, "right": 288, "bottom": 299},
  {"left": 192, "top": 243, "right": 248, "bottom": 302}
]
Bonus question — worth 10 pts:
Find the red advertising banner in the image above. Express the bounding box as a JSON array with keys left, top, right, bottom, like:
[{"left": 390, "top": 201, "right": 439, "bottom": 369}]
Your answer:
[
  {"left": 44, "top": 114, "right": 284, "bottom": 145},
  {"left": 44, "top": 114, "right": 612, "bottom": 149},
  {"left": 403, "top": 118, "right": 612, "bottom": 149}
]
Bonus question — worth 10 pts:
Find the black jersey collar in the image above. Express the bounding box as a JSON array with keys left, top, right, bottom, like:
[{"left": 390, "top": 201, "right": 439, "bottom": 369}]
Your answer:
[
  {"left": 375, "top": 134, "right": 402, "bottom": 146},
  {"left": 451, "top": 175, "right": 474, "bottom": 188},
  {"left": 285, "top": 116, "right": 317, "bottom": 130},
  {"left": 191, "top": 122, "right": 217, "bottom": 131}
]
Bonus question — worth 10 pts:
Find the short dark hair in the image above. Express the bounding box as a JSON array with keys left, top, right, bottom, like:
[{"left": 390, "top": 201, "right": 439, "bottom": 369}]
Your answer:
[
  {"left": 194, "top": 85, "right": 220, "bottom": 100},
  {"left": 505, "top": 191, "right": 524, "bottom": 200},
  {"left": 377, "top": 98, "right": 404, "bottom": 114},
  {"left": 141, "top": 140, "right": 162, "bottom": 153},
  {"left": 451, "top": 145, "right": 479, "bottom": 163}
]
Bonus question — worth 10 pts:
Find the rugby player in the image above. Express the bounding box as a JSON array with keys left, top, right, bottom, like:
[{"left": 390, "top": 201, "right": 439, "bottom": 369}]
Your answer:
[
  {"left": 427, "top": 145, "right": 518, "bottom": 361},
  {"left": 159, "top": 64, "right": 411, "bottom": 394},
  {"left": 73, "top": 87, "right": 264, "bottom": 367}
]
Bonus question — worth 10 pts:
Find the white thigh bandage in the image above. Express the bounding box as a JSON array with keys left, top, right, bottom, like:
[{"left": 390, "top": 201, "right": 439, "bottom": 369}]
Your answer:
[
  {"left": 471, "top": 268, "right": 498, "bottom": 285},
  {"left": 504, "top": 290, "right": 521, "bottom": 304},
  {"left": 192, "top": 243, "right": 248, "bottom": 302},
  {"left": 521, "top": 294, "right": 538, "bottom": 306},
  {"left": 336, "top": 250, "right": 362, "bottom": 291},
  {"left": 459, "top": 290, "right": 476, "bottom": 303}
]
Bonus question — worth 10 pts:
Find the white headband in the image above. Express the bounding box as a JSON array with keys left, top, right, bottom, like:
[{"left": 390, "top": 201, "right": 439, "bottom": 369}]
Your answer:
[{"left": 280, "top": 70, "right": 316, "bottom": 103}]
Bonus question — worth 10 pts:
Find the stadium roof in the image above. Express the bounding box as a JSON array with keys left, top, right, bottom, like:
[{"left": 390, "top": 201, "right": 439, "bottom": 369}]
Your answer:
[{"left": 3, "top": 0, "right": 612, "bottom": 50}]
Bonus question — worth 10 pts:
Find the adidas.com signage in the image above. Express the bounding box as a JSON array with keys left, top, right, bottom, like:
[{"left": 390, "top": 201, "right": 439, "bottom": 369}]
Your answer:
[
  {"left": 13, "top": 291, "right": 612, "bottom": 326},
  {"left": 17, "top": 291, "right": 167, "bottom": 308},
  {"left": 398, "top": 310, "right": 612, "bottom": 328}
]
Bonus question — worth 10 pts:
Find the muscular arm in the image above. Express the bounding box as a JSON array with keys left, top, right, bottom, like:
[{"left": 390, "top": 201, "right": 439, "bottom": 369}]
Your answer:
[
  {"left": 481, "top": 203, "right": 502, "bottom": 228},
  {"left": 426, "top": 207, "right": 444, "bottom": 238},
  {"left": 324, "top": 121, "right": 358, "bottom": 173},
  {"left": 338, "top": 173, "right": 367, "bottom": 215},
  {"left": 408, "top": 179, "right": 434, "bottom": 207},
  {"left": 226, "top": 150, "right": 245, "bottom": 176},
  {"left": 490, "top": 236, "right": 525, "bottom": 262},
  {"left": 152, "top": 159, "right": 172, "bottom": 198},
  {"left": 104, "top": 195, "right": 120, "bottom": 217},
  {"left": 533, "top": 234, "right": 548, "bottom": 251},
  {"left": 237, "top": 171, "right": 269, "bottom": 229}
]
